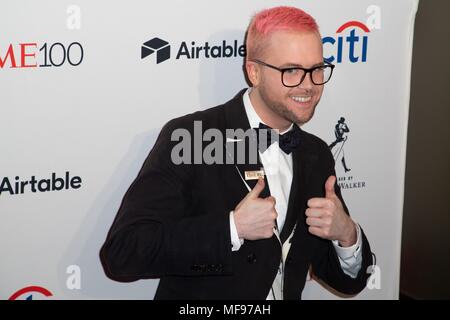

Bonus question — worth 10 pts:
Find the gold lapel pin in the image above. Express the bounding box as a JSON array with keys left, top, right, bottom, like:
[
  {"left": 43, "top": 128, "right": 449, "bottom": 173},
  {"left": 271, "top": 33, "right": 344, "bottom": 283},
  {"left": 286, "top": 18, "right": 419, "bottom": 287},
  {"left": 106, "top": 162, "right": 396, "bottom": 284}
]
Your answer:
[{"left": 244, "top": 169, "right": 265, "bottom": 180}]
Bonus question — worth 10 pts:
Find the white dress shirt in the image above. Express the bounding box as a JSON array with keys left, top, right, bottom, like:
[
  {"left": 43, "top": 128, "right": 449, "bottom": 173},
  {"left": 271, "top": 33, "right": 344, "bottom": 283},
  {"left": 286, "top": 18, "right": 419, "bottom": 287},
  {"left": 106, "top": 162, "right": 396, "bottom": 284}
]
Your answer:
[{"left": 228, "top": 88, "right": 363, "bottom": 299}]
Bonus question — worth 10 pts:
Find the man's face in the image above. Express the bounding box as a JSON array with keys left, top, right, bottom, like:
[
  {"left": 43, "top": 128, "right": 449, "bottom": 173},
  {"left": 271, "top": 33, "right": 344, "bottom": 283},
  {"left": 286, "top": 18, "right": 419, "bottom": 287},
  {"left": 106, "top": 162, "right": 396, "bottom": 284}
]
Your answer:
[{"left": 252, "top": 30, "right": 325, "bottom": 126}]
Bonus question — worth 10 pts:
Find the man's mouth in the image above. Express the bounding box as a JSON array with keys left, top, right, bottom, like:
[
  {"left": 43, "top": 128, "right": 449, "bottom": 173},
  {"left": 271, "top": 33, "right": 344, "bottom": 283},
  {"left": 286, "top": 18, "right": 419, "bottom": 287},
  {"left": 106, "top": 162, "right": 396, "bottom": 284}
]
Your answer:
[{"left": 290, "top": 95, "right": 312, "bottom": 103}]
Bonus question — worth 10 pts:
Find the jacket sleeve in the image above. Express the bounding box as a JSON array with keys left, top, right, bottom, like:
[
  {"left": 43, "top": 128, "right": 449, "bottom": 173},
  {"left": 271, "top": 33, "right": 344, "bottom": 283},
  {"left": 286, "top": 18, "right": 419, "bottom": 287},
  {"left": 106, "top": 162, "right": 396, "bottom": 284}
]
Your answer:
[
  {"left": 310, "top": 141, "right": 374, "bottom": 295},
  {"left": 100, "top": 119, "right": 233, "bottom": 282}
]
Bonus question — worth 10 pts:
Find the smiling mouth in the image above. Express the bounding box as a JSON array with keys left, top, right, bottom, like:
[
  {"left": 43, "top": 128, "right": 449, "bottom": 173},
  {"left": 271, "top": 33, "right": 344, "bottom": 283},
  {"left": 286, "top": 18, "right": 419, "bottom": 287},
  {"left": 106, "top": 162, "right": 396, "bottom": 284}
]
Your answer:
[{"left": 291, "top": 96, "right": 312, "bottom": 103}]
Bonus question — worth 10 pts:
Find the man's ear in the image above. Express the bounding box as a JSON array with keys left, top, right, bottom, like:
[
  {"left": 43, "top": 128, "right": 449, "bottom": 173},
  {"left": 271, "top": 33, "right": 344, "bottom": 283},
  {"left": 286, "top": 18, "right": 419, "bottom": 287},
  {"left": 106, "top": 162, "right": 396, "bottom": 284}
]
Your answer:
[{"left": 245, "top": 60, "right": 260, "bottom": 86}]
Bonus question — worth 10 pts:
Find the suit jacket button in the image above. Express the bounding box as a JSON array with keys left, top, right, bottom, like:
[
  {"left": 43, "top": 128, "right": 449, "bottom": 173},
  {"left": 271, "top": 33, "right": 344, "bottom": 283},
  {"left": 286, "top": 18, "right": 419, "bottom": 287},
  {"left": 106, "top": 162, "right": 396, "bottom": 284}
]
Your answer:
[{"left": 247, "top": 253, "right": 257, "bottom": 264}]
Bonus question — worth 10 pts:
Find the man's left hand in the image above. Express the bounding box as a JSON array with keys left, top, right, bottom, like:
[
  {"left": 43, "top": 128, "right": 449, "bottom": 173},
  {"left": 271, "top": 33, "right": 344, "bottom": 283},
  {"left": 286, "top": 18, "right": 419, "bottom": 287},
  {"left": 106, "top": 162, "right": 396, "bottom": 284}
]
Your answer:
[{"left": 305, "top": 175, "right": 356, "bottom": 247}]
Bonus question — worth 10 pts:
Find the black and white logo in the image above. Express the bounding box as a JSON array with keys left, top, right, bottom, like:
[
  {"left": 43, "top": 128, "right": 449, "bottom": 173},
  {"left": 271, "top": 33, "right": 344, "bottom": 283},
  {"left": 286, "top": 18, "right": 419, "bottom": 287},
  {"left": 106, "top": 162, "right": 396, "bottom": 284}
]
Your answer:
[
  {"left": 0, "top": 171, "right": 82, "bottom": 196},
  {"left": 329, "top": 117, "right": 366, "bottom": 190},
  {"left": 141, "top": 37, "right": 171, "bottom": 64},
  {"left": 329, "top": 117, "right": 351, "bottom": 173},
  {"left": 141, "top": 36, "right": 245, "bottom": 64}
]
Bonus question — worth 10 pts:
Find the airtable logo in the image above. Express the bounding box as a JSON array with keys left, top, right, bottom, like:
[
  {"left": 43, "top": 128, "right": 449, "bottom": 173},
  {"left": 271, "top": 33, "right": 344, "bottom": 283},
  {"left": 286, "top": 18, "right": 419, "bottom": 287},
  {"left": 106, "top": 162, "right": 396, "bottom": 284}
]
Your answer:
[
  {"left": 141, "top": 37, "right": 171, "bottom": 64},
  {"left": 0, "top": 171, "right": 82, "bottom": 196},
  {"left": 141, "top": 37, "right": 245, "bottom": 64}
]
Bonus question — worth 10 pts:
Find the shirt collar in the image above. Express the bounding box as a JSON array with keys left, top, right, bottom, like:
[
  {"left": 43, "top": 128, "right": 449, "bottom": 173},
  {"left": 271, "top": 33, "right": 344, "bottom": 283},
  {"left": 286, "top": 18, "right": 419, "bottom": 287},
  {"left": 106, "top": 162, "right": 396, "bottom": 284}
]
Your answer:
[{"left": 243, "top": 88, "right": 294, "bottom": 134}]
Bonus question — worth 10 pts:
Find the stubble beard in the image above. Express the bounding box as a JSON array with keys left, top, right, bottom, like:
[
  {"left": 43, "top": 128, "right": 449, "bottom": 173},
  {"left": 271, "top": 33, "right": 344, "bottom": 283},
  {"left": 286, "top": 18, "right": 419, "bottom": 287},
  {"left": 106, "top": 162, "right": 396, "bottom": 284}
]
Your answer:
[{"left": 258, "top": 84, "right": 319, "bottom": 126}]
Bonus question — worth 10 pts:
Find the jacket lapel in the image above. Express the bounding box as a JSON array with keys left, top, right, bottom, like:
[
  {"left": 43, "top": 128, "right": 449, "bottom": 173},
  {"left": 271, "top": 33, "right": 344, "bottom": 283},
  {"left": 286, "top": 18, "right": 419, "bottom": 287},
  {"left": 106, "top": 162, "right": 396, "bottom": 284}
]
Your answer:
[
  {"left": 280, "top": 128, "right": 319, "bottom": 243},
  {"left": 222, "top": 90, "right": 270, "bottom": 199}
]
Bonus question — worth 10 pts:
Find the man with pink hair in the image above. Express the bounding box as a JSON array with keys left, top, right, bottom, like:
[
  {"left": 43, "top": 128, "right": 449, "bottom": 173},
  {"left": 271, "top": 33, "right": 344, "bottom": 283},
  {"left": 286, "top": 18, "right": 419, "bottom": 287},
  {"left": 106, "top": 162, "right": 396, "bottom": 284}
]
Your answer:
[{"left": 101, "top": 6, "right": 373, "bottom": 299}]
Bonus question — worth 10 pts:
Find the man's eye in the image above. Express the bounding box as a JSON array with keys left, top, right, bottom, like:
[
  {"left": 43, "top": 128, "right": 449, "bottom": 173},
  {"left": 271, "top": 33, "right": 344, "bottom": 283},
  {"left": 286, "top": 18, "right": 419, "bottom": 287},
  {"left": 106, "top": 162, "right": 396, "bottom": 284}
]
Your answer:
[
  {"left": 313, "top": 66, "right": 326, "bottom": 73},
  {"left": 285, "top": 69, "right": 300, "bottom": 75}
]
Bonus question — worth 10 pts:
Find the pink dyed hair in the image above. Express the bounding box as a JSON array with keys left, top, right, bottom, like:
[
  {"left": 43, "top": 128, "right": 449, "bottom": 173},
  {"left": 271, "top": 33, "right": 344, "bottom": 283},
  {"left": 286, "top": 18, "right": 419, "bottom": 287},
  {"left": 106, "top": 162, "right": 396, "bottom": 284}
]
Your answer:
[{"left": 246, "top": 6, "right": 319, "bottom": 60}]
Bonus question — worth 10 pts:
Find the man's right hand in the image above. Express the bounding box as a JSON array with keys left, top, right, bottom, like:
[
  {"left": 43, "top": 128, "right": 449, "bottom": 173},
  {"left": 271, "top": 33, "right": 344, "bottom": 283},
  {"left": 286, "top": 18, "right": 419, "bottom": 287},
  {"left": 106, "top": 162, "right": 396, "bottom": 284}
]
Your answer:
[{"left": 233, "top": 178, "right": 278, "bottom": 240}]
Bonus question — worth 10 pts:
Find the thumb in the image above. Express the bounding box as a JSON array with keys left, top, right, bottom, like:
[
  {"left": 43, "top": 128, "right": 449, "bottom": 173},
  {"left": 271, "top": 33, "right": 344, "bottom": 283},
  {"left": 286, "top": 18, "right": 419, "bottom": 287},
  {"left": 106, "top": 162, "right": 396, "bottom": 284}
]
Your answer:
[
  {"left": 325, "top": 175, "right": 336, "bottom": 198},
  {"left": 248, "top": 178, "right": 265, "bottom": 199}
]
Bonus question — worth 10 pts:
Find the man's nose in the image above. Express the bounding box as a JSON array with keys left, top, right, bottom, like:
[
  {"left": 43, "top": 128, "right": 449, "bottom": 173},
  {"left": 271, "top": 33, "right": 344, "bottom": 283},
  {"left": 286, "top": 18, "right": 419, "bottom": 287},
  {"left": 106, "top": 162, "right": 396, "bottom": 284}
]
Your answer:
[{"left": 299, "top": 72, "right": 314, "bottom": 89}]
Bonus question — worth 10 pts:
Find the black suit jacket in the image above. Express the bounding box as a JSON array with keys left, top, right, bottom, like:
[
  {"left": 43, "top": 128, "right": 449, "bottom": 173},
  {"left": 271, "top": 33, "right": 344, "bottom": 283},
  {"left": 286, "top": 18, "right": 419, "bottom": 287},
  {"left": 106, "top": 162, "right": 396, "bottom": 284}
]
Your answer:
[{"left": 100, "top": 89, "right": 373, "bottom": 299}]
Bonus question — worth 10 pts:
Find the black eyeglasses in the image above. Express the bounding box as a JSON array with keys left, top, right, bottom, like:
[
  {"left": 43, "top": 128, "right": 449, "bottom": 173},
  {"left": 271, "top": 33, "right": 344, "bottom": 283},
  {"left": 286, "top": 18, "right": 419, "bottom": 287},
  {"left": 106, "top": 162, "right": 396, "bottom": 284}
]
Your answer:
[{"left": 250, "top": 59, "right": 335, "bottom": 87}]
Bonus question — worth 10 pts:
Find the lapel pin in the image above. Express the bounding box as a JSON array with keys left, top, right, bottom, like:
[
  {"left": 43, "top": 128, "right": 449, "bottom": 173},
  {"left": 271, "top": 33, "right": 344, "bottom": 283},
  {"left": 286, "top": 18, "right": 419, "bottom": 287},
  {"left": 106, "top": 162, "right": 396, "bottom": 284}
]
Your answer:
[{"left": 244, "top": 169, "right": 265, "bottom": 180}]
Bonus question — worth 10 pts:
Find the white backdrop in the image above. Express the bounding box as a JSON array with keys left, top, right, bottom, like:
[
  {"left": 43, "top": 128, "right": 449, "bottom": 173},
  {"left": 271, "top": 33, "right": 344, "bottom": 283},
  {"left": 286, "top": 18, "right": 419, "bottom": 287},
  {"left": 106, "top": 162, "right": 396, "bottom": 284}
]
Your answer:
[{"left": 0, "top": 0, "right": 418, "bottom": 299}]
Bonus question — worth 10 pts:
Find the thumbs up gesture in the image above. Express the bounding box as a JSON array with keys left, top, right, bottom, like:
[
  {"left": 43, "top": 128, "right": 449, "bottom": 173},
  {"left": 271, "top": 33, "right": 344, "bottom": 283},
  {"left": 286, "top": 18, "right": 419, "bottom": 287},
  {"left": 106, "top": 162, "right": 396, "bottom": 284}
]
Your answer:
[
  {"left": 234, "top": 178, "right": 278, "bottom": 240},
  {"left": 305, "top": 176, "right": 357, "bottom": 247}
]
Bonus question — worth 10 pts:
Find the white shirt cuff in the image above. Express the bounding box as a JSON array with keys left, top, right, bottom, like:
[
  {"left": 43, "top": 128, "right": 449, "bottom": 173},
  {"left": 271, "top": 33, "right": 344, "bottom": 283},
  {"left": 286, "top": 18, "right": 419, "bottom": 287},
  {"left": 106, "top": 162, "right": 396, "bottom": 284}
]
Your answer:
[
  {"left": 229, "top": 211, "right": 244, "bottom": 251},
  {"left": 332, "top": 222, "right": 363, "bottom": 278}
]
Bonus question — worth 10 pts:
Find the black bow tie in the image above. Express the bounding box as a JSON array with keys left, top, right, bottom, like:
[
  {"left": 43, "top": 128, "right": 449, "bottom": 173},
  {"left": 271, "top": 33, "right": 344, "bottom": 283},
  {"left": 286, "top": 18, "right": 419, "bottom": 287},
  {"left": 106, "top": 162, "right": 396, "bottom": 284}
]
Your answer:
[{"left": 254, "top": 123, "right": 302, "bottom": 154}]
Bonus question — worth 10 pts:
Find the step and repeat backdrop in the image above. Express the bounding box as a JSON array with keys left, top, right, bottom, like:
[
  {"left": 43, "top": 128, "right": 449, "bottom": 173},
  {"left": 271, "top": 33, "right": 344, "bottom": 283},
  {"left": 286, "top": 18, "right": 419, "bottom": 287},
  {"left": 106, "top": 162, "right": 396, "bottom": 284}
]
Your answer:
[{"left": 1, "top": 0, "right": 418, "bottom": 299}]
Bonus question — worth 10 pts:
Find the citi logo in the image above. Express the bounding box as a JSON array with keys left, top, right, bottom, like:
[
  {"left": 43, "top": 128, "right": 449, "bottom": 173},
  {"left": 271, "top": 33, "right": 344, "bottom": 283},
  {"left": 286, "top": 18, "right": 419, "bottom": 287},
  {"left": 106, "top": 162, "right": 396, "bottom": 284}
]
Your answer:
[
  {"left": 0, "top": 41, "right": 84, "bottom": 69},
  {"left": 141, "top": 37, "right": 245, "bottom": 64},
  {"left": 9, "top": 286, "right": 53, "bottom": 300},
  {"left": 322, "top": 21, "right": 370, "bottom": 63}
]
